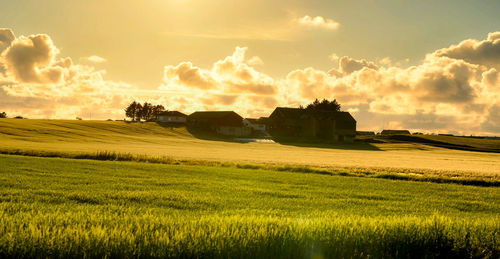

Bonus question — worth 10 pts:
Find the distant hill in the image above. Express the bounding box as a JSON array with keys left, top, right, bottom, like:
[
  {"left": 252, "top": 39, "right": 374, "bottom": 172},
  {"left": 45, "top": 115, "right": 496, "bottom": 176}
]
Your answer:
[
  {"left": 1, "top": 119, "right": 500, "bottom": 176},
  {"left": 358, "top": 134, "right": 500, "bottom": 153}
]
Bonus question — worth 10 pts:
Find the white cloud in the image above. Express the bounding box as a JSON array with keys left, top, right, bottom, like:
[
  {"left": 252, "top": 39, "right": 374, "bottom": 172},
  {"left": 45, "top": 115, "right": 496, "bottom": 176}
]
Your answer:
[
  {"left": 84, "top": 55, "right": 107, "bottom": 63},
  {"left": 378, "top": 57, "right": 392, "bottom": 66},
  {"left": 298, "top": 15, "right": 340, "bottom": 30},
  {"left": 329, "top": 53, "right": 339, "bottom": 62},
  {"left": 247, "top": 56, "right": 264, "bottom": 66}
]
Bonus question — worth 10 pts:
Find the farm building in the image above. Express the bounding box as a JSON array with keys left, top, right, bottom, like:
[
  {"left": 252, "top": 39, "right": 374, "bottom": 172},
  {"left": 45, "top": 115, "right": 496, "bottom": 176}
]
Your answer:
[
  {"left": 268, "top": 107, "right": 356, "bottom": 142},
  {"left": 381, "top": 130, "right": 411, "bottom": 135},
  {"left": 157, "top": 111, "right": 187, "bottom": 123},
  {"left": 187, "top": 111, "right": 251, "bottom": 137},
  {"left": 243, "top": 118, "right": 267, "bottom": 132}
]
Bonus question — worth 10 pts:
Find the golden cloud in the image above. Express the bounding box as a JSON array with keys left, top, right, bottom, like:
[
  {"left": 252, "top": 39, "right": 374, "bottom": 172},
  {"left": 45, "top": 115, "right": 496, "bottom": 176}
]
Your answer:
[
  {"left": 2, "top": 34, "right": 67, "bottom": 84},
  {"left": 298, "top": 15, "right": 340, "bottom": 30},
  {"left": 2, "top": 29, "right": 500, "bottom": 135},
  {"left": 433, "top": 31, "right": 500, "bottom": 69},
  {"left": 84, "top": 55, "right": 107, "bottom": 63}
]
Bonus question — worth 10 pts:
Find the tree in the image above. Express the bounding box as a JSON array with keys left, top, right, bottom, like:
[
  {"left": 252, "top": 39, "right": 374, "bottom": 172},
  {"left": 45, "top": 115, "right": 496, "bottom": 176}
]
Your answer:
[
  {"left": 125, "top": 101, "right": 166, "bottom": 121},
  {"left": 305, "top": 98, "right": 341, "bottom": 112},
  {"left": 0, "top": 112, "right": 6, "bottom": 118},
  {"left": 140, "top": 102, "right": 153, "bottom": 121},
  {"left": 135, "top": 103, "right": 143, "bottom": 121},
  {"left": 152, "top": 104, "right": 166, "bottom": 121},
  {"left": 125, "top": 101, "right": 139, "bottom": 121}
]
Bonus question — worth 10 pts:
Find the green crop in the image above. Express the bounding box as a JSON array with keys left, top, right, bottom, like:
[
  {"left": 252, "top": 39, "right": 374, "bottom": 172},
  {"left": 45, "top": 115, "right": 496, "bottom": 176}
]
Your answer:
[{"left": 0, "top": 155, "right": 498, "bottom": 258}]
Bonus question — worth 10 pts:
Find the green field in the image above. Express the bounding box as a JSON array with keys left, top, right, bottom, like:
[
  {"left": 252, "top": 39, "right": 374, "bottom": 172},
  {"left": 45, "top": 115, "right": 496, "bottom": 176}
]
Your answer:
[
  {"left": 1, "top": 119, "right": 500, "bottom": 257},
  {"left": 0, "top": 155, "right": 499, "bottom": 258}
]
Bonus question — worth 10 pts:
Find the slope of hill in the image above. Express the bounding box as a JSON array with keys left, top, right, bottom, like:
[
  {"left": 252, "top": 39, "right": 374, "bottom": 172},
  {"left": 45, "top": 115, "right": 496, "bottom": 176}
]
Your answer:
[{"left": 1, "top": 119, "right": 500, "bottom": 180}]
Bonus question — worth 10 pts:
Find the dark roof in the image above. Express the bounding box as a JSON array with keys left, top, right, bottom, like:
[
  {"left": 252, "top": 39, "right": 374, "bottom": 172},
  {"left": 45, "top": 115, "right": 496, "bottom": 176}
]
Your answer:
[
  {"left": 158, "top": 111, "right": 187, "bottom": 117},
  {"left": 271, "top": 107, "right": 308, "bottom": 119},
  {"left": 270, "top": 107, "right": 356, "bottom": 122},
  {"left": 187, "top": 111, "right": 244, "bottom": 127},
  {"left": 312, "top": 110, "right": 356, "bottom": 122},
  {"left": 188, "top": 111, "right": 241, "bottom": 119}
]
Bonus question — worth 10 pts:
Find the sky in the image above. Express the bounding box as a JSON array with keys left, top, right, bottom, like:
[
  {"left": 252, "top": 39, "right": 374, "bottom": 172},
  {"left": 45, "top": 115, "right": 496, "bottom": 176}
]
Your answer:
[{"left": 1, "top": 0, "right": 500, "bottom": 135}]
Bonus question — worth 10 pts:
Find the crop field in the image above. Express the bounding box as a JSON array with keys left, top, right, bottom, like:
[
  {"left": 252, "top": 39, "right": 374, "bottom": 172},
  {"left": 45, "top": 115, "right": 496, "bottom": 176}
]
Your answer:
[
  {"left": 1, "top": 119, "right": 500, "bottom": 182},
  {"left": 0, "top": 154, "right": 499, "bottom": 258},
  {"left": 1, "top": 119, "right": 500, "bottom": 257}
]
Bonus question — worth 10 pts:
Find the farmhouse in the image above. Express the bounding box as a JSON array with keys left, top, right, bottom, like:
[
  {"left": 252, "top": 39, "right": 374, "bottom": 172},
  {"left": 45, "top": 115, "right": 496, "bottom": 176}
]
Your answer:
[
  {"left": 187, "top": 111, "right": 251, "bottom": 137},
  {"left": 157, "top": 111, "right": 187, "bottom": 123},
  {"left": 268, "top": 107, "right": 356, "bottom": 142}
]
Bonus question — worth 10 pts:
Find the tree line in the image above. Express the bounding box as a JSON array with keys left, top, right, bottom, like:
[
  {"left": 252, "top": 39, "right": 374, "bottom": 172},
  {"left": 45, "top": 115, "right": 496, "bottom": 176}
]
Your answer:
[
  {"left": 125, "top": 101, "right": 166, "bottom": 121},
  {"left": 300, "top": 98, "right": 341, "bottom": 112}
]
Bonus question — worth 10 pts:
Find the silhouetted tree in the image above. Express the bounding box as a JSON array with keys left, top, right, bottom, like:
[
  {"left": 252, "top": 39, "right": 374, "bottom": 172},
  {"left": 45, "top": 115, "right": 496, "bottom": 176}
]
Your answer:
[
  {"left": 152, "top": 105, "right": 166, "bottom": 121},
  {"left": 305, "top": 98, "right": 341, "bottom": 112},
  {"left": 0, "top": 112, "right": 6, "bottom": 118},
  {"left": 135, "top": 103, "right": 143, "bottom": 121},
  {"left": 140, "top": 102, "right": 153, "bottom": 121},
  {"left": 125, "top": 101, "right": 166, "bottom": 121},
  {"left": 125, "top": 101, "right": 140, "bottom": 121}
]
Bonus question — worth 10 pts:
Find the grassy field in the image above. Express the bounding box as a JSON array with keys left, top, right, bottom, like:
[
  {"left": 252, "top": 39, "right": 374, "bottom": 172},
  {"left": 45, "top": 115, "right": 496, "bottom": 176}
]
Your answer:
[
  {"left": 0, "top": 154, "right": 499, "bottom": 258},
  {"left": 1, "top": 119, "right": 500, "bottom": 182},
  {"left": 1, "top": 119, "right": 499, "bottom": 257}
]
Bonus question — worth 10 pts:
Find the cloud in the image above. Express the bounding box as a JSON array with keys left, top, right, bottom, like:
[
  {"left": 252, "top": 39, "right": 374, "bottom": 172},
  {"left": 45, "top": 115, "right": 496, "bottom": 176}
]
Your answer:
[
  {"left": 161, "top": 47, "right": 277, "bottom": 96},
  {"left": 164, "top": 62, "right": 216, "bottom": 90},
  {"left": 336, "top": 56, "right": 379, "bottom": 75},
  {"left": 215, "top": 94, "right": 239, "bottom": 105},
  {"left": 247, "top": 56, "right": 264, "bottom": 66},
  {"left": 2, "top": 34, "right": 67, "bottom": 83},
  {"left": 83, "top": 55, "right": 107, "bottom": 63},
  {"left": 481, "top": 105, "right": 500, "bottom": 133},
  {"left": 0, "top": 28, "right": 15, "bottom": 53},
  {"left": 2, "top": 28, "right": 500, "bottom": 135},
  {"left": 328, "top": 53, "right": 339, "bottom": 62},
  {"left": 274, "top": 32, "right": 500, "bottom": 134},
  {"left": 298, "top": 15, "right": 340, "bottom": 30},
  {"left": 433, "top": 31, "right": 500, "bottom": 69},
  {"left": 0, "top": 29, "right": 140, "bottom": 119},
  {"left": 378, "top": 57, "right": 392, "bottom": 66}
]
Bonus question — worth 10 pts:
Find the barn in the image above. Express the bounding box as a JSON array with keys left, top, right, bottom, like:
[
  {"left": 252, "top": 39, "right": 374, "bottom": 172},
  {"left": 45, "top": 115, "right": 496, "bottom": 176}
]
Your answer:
[
  {"left": 187, "top": 111, "right": 251, "bottom": 137},
  {"left": 268, "top": 107, "right": 356, "bottom": 142}
]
